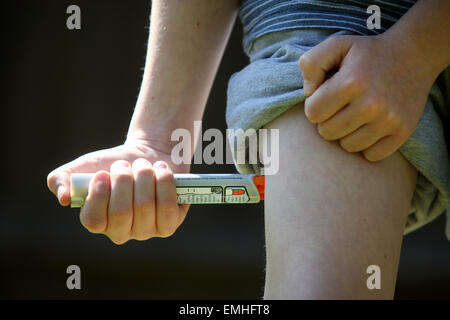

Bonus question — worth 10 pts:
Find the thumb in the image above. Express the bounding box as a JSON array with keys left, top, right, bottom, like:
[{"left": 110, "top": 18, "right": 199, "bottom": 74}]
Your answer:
[
  {"left": 298, "top": 35, "right": 353, "bottom": 97},
  {"left": 47, "top": 164, "right": 75, "bottom": 206},
  {"left": 47, "top": 150, "right": 114, "bottom": 206}
]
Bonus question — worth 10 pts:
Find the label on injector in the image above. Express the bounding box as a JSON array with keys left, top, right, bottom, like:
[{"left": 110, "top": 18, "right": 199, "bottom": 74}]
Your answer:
[
  {"left": 176, "top": 186, "right": 223, "bottom": 204},
  {"left": 70, "top": 173, "right": 263, "bottom": 207},
  {"left": 176, "top": 186, "right": 251, "bottom": 204}
]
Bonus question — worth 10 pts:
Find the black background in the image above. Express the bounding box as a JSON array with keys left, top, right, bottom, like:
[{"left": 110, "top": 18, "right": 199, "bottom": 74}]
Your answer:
[{"left": 1, "top": 0, "right": 449, "bottom": 299}]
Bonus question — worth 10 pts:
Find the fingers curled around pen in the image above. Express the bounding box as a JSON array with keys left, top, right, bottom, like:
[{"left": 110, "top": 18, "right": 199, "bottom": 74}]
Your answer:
[
  {"left": 106, "top": 160, "right": 134, "bottom": 245},
  {"left": 131, "top": 158, "right": 157, "bottom": 241},
  {"left": 79, "top": 170, "right": 110, "bottom": 234},
  {"left": 154, "top": 161, "right": 180, "bottom": 238}
]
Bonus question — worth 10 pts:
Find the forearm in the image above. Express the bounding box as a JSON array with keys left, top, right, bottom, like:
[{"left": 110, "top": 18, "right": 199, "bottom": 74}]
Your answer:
[
  {"left": 383, "top": 0, "right": 450, "bottom": 79},
  {"left": 127, "top": 0, "right": 239, "bottom": 154}
]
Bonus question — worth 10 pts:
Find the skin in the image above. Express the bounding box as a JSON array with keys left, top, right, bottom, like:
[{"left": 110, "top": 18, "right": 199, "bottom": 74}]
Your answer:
[
  {"left": 264, "top": 0, "right": 449, "bottom": 298},
  {"left": 263, "top": 104, "right": 417, "bottom": 299},
  {"left": 299, "top": 0, "right": 450, "bottom": 162},
  {"left": 47, "top": 0, "right": 239, "bottom": 244},
  {"left": 47, "top": 0, "right": 449, "bottom": 298}
]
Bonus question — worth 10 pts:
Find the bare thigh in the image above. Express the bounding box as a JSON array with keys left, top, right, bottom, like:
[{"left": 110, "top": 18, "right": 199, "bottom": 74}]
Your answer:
[{"left": 262, "top": 103, "right": 417, "bottom": 299}]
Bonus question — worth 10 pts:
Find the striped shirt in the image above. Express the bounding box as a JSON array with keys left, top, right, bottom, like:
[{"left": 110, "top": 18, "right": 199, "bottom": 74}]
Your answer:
[{"left": 240, "top": 0, "right": 418, "bottom": 54}]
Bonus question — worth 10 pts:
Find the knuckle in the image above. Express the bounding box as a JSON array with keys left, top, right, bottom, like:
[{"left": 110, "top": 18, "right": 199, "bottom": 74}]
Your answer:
[
  {"left": 112, "top": 159, "right": 130, "bottom": 167},
  {"left": 156, "top": 207, "right": 178, "bottom": 237},
  {"left": 46, "top": 172, "right": 56, "bottom": 188},
  {"left": 342, "top": 76, "right": 365, "bottom": 95},
  {"left": 92, "top": 179, "right": 110, "bottom": 196},
  {"left": 339, "top": 139, "right": 357, "bottom": 152},
  {"left": 47, "top": 169, "right": 67, "bottom": 192},
  {"left": 362, "top": 101, "right": 381, "bottom": 118},
  {"left": 298, "top": 53, "right": 314, "bottom": 72},
  {"left": 111, "top": 161, "right": 132, "bottom": 175},
  {"left": 384, "top": 108, "right": 397, "bottom": 121},
  {"left": 132, "top": 233, "right": 153, "bottom": 242},
  {"left": 362, "top": 150, "right": 379, "bottom": 162},
  {"left": 157, "top": 228, "right": 176, "bottom": 239},
  {"left": 317, "top": 123, "right": 335, "bottom": 140},
  {"left": 134, "top": 165, "right": 155, "bottom": 179},
  {"left": 110, "top": 206, "right": 132, "bottom": 222},
  {"left": 132, "top": 157, "right": 150, "bottom": 166},
  {"left": 157, "top": 201, "right": 177, "bottom": 215},
  {"left": 382, "top": 110, "right": 396, "bottom": 125},
  {"left": 155, "top": 168, "right": 172, "bottom": 180},
  {"left": 134, "top": 199, "right": 154, "bottom": 215},
  {"left": 133, "top": 223, "right": 157, "bottom": 240},
  {"left": 112, "top": 171, "right": 133, "bottom": 184},
  {"left": 323, "top": 35, "right": 340, "bottom": 49},
  {"left": 304, "top": 102, "right": 320, "bottom": 123},
  {"left": 328, "top": 35, "right": 341, "bottom": 43},
  {"left": 110, "top": 236, "right": 129, "bottom": 245},
  {"left": 80, "top": 215, "right": 106, "bottom": 233}
]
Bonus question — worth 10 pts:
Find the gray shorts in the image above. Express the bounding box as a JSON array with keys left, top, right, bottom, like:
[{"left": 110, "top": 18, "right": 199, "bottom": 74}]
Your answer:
[{"left": 226, "top": 28, "right": 450, "bottom": 239}]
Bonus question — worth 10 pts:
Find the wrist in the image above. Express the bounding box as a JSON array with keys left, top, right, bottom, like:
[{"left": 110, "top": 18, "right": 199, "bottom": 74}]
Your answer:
[
  {"left": 126, "top": 107, "right": 201, "bottom": 159},
  {"left": 123, "top": 135, "right": 192, "bottom": 173},
  {"left": 125, "top": 127, "right": 177, "bottom": 157},
  {"left": 380, "top": 3, "right": 450, "bottom": 82},
  {"left": 379, "top": 30, "right": 440, "bottom": 86}
]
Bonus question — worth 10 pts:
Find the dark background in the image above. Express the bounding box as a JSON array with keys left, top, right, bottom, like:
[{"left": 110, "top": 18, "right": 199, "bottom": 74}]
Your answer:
[{"left": 1, "top": 0, "right": 449, "bottom": 299}]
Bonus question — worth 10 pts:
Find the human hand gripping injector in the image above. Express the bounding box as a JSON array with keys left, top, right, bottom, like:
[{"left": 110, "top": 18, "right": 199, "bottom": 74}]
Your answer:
[{"left": 71, "top": 173, "right": 264, "bottom": 207}]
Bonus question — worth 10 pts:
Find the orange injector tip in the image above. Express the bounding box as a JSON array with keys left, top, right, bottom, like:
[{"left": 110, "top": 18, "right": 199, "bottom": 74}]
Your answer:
[{"left": 253, "top": 175, "right": 265, "bottom": 200}]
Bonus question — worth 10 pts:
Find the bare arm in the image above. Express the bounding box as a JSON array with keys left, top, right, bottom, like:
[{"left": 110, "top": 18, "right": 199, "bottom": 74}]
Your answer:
[
  {"left": 127, "top": 0, "right": 239, "bottom": 155},
  {"left": 383, "top": 0, "right": 450, "bottom": 79},
  {"left": 47, "top": 1, "right": 239, "bottom": 244}
]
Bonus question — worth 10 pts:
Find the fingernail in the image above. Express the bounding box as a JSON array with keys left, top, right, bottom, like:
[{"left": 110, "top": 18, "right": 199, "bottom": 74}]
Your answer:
[
  {"left": 154, "top": 161, "right": 167, "bottom": 169},
  {"left": 94, "top": 176, "right": 109, "bottom": 193},
  {"left": 115, "top": 160, "right": 130, "bottom": 167},
  {"left": 57, "top": 186, "right": 66, "bottom": 201},
  {"left": 111, "top": 160, "right": 130, "bottom": 170},
  {"left": 133, "top": 158, "right": 149, "bottom": 167},
  {"left": 303, "top": 81, "right": 312, "bottom": 96}
]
